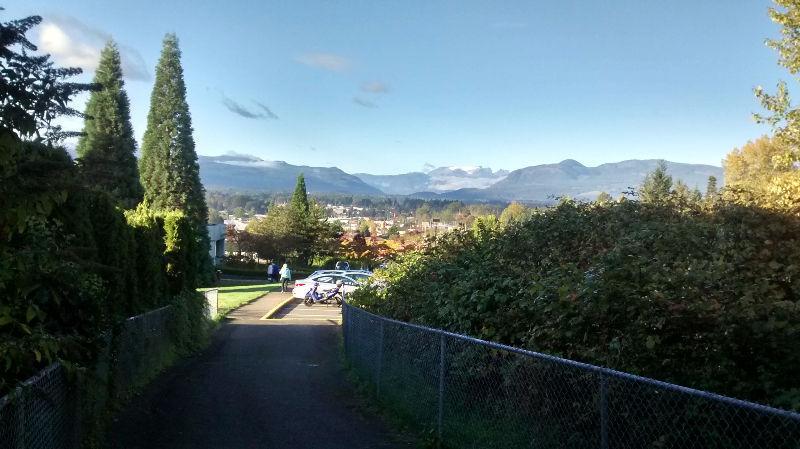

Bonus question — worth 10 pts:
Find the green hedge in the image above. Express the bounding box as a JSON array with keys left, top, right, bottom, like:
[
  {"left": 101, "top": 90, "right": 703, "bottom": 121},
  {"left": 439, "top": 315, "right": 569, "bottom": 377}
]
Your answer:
[
  {"left": 0, "top": 137, "right": 210, "bottom": 396},
  {"left": 125, "top": 206, "right": 168, "bottom": 311},
  {"left": 352, "top": 199, "right": 800, "bottom": 411}
]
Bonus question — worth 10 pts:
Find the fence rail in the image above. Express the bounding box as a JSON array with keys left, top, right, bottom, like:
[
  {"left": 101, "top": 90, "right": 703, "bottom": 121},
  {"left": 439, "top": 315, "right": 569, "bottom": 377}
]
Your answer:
[
  {"left": 342, "top": 303, "right": 800, "bottom": 449},
  {"left": 0, "top": 306, "right": 175, "bottom": 449}
]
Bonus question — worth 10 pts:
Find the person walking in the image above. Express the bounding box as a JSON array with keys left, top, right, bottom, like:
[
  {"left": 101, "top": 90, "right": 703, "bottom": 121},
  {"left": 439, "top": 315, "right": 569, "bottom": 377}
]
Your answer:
[
  {"left": 270, "top": 261, "right": 279, "bottom": 282},
  {"left": 266, "top": 260, "right": 275, "bottom": 282},
  {"left": 279, "top": 262, "right": 292, "bottom": 293}
]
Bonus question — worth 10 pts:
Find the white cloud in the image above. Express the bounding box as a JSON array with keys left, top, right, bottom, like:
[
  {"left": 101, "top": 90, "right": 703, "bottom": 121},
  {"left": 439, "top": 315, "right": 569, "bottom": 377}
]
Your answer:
[
  {"left": 361, "top": 81, "right": 389, "bottom": 94},
  {"left": 37, "top": 16, "right": 150, "bottom": 81},
  {"left": 39, "top": 22, "right": 100, "bottom": 69},
  {"left": 295, "top": 53, "right": 351, "bottom": 72}
]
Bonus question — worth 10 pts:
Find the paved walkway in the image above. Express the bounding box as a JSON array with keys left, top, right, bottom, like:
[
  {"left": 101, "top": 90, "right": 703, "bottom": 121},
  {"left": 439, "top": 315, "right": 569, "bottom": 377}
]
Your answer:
[
  {"left": 273, "top": 297, "right": 343, "bottom": 324},
  {"left": 109, "top": 293, "right": 407, "bottom": 449}
]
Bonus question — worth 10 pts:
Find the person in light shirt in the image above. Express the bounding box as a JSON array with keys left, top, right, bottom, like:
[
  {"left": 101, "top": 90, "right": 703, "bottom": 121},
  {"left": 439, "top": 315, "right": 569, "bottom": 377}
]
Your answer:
[{"left": 279, "top": 263, "right": 292, "bottom": 293}]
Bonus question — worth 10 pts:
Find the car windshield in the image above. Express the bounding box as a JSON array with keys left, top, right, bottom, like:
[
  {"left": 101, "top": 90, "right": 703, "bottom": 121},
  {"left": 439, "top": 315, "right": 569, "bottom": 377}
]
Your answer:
[{"left": 311, "top": 275, "right": 334, "bottom": 283}]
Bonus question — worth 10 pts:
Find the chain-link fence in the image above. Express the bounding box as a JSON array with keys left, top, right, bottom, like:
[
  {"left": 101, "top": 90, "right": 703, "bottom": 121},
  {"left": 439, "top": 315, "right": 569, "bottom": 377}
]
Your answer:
[
  {"left": 0, "top": 364, "right": 77, "bottom": 449},
  {"left": 343, "top": 303, "right": 800, "bottom": 449},
  {"left": 0, "top": 306, "right": 176, "bottom": 449},
  {"left": 111, "top": 306, "right": 174, "bottom": 398}
]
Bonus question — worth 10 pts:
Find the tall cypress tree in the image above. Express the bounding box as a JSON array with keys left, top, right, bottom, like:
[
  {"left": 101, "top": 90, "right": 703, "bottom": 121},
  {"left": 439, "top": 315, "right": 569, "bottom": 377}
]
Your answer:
[
  {"left": 76, "top": 41, "right": 143, "bottom": 208},
  {"left": 139, "top": 34, "right": 211, "bottom": 283},
  {"left": 139, "top": 34, "right": 206, "bottom": 225},
  {"left": 291, "top": 173, "right": 310, "bottom": 214}
]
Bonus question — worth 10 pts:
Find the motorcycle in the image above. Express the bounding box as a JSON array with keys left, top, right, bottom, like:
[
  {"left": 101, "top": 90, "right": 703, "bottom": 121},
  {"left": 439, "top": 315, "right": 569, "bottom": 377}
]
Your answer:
[{"left": 303, "top": 281, "right": 344, "bottom": 307}]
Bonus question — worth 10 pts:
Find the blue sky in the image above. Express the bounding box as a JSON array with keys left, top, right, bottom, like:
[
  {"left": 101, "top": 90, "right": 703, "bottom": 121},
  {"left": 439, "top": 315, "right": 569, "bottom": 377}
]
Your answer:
[{"left": 4, "top": 0, "right": 791, "bottom": 174}]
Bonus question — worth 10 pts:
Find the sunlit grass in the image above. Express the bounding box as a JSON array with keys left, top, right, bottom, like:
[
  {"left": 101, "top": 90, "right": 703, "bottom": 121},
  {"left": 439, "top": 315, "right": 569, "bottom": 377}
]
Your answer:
[{"left": 199, "top": 280, "right": 280, "bottom": 313}]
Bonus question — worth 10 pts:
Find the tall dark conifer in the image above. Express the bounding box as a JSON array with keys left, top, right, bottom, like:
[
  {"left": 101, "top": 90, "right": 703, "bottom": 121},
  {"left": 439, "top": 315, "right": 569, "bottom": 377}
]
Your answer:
[
  {"left": 291, "top": 173, "right": 310, "bottom": 214},
  {"left": 139, "top": 33, "right": 207, "bottom": 226},
  {"left": 706, "top": 176, "right": 718, "bottom": 198},
  {"left": 76, "top": 40, "right": 143, "bottom": 208},
  {"left": 139, "top": 33, "right": 211, "bottom": 283}
]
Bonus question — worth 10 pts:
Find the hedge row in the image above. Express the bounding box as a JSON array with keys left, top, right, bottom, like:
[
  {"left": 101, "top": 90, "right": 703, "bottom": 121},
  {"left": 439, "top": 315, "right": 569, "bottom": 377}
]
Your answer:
[
  {"left": 0, "top": 138, "right": 208, "bottom": 396},
  {"left": 352, "top": 199, "right": 800, "bottom": 411}
]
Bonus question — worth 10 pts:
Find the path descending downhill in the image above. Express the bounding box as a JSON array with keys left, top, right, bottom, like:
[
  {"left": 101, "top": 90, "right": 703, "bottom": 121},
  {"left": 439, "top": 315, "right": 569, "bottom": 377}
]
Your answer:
[{"left": 109, "top": 292, "right": 406, "bottom": 449}]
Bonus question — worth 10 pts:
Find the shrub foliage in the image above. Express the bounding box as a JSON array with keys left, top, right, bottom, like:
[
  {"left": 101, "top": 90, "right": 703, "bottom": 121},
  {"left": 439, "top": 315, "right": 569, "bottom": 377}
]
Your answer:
[
  {"left": 352, "top": 199, "right": 800, "bottom": 410},
  {"left": 0, "top": 11, "right": 211, "bottom": 396}
]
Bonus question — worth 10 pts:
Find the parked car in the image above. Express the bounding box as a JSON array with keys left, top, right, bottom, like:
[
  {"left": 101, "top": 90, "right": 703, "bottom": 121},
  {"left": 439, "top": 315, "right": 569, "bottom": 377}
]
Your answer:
[
  {"left": 291, "top": 272, "right": 372, "bottom": 299},
  {"left": 307, "top": 269, "right": 372, "bottom": 278},
  {"left": 308, "top": 269, "right": 347, "bottom": 277}
]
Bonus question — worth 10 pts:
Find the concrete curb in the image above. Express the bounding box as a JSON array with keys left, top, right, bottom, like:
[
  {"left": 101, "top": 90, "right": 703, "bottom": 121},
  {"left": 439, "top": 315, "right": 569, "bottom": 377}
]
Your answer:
[{"left": 259, "top": 295, "right": 295, "bottom": 320}]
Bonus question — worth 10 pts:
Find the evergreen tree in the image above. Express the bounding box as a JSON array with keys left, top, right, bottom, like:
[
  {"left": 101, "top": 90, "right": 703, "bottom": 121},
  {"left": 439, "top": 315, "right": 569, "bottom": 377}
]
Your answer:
[
  {"left": 76, "top": 41, "right": 143, "bottom": 208},
  {"left": 139, "top": 34, "right": 207, "bottom": 226},
  {"left": 0, "top": 12, "right": 93, "bottom": 143},
  {"left": 672, "top": 179, "right": 690, "bottom": 201},
  {"left": 705, "top": 176, "right": 718, "bottom": 198},
  {"left": 139, "top": 34, "right": 211, "bottom": 283},
  {"left": 639, "top": 161, "right": 672, "bottom": 204},
  {"left": 691, "top": 187, "right": 703, "bottom": 203},
  {"left": 291, "top": 173, "right": 310, "bottom": 214}
]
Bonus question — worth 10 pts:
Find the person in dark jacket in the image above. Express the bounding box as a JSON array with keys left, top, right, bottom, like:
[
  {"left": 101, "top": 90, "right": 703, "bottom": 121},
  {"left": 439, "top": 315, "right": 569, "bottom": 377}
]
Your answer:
[{"left": 267, "top": 261, "right": 278, "bottom": 282}]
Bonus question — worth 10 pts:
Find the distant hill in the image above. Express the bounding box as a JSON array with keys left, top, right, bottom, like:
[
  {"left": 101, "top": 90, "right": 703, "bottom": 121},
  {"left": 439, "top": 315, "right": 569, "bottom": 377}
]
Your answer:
[
  {"left": 198, "top": 152, "right": 723, "bottom": 202},
  {"left": 438, "top": 159, "right": 723, "bottom": 202},
  {"left": 198, "top": 154, "right": 382, "bottom": 195}
]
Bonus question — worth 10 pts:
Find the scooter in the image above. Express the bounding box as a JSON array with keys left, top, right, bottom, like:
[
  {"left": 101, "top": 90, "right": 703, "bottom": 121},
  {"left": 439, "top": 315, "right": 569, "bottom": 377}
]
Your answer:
[{"left": 303, "top": 281, "right": 344, "bottom": 307}]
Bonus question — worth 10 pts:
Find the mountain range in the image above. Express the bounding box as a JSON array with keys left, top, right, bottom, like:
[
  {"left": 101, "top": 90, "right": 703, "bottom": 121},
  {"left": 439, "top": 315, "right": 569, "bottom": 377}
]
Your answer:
[
  {"left": 354, "top": 166, "right": 509, "bottom": 195},
  {"left": 198, "top": 154, "right": 382, "bottom": 195},
  {"left": 198, "top": 153, "right": 723, "bottom": 202}
]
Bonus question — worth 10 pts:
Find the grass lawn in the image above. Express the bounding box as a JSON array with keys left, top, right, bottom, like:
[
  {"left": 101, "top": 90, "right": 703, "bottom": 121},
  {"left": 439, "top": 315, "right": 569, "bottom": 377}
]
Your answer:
[{"left": 199, "top": 279, "right": 280, "bottom": 315}]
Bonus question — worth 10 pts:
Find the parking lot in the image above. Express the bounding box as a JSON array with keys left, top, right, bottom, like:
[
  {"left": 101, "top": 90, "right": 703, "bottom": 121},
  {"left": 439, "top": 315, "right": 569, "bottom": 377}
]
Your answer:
[{"left": 270, "top": 298, "right": 342, "bottom": 324}]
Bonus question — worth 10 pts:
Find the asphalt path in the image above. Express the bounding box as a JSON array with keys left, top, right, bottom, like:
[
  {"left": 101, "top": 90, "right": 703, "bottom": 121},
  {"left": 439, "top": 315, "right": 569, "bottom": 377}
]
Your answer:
[
  {"left": 109, "top": 292, "right": 407, "bottom": 449},
  {"left": 275, "top": 297, "right": 343, "bottom": 324}
]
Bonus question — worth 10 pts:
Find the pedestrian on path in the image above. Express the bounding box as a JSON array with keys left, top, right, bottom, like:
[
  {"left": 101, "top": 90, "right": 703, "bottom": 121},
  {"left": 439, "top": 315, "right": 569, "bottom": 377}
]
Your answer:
[{"left": 279, "top": 263, "right": 292, "bottom": 293}]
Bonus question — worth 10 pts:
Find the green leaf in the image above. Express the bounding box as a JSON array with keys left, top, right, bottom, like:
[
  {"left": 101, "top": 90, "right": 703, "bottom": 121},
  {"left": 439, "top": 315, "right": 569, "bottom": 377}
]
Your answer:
[{"left": 26, "top": 305, "right": 36, "bottom": 323}]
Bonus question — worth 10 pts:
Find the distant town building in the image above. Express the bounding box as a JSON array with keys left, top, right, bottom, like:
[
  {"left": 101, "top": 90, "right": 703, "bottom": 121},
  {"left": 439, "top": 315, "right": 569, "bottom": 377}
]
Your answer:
[
  {"left": 207, "top": 223, "right": 226, "bottom": 266},
  {"left": 224, "top": 218, "right": 248, "bottom": 231}
]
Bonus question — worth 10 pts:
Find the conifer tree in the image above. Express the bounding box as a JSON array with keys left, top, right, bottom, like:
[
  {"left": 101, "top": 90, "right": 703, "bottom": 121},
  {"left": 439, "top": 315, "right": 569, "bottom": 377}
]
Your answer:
[
  {"left": 291, "top": 173, "right": 310, "bottom": 214},
  {"left": 705, "top": 176, "right": 718, "bottom": 198},
  {"left": 639, "top": 161, "right": 673, "bottom": 204},
  {"left": 139, "top": 33, "right": 207, "bottom": 227},
  {"left": 139, "top": 34, "right": 211, "bottom": 283},
  {"left": 76, "top": 40, "right": 143, "bottom": 208},
  {"left": 691, "top": 187, "right": 703, "bottom": 203}
]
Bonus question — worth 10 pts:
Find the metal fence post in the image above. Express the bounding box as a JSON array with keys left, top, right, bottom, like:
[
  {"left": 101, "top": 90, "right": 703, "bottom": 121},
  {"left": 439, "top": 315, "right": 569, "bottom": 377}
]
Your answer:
[
  {"left": 14, "top": 388, "right": 25, "bottom": 449},
  {"left": 376, "top": 320, "right": 384, "bottom": 397},
  {"left": 437, "top": 334, "right": 446, "bottom": 442},
  {"left": 342, "top": 304, "right": 348, "bottom": 355},
  {"left": 346, "top": 306, "right": 352, "bottom": 356},
  {"left": 599, "top": 373, "right": 609, "bottom": 449}
]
